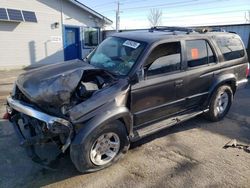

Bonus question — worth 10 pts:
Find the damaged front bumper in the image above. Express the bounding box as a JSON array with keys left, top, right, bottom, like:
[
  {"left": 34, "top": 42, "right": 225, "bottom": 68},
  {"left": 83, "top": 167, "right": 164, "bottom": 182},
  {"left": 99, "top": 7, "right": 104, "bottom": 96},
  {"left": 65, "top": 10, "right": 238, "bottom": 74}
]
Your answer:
[{"left": 6, "top": 96, "right": 73, "bottom": 166}]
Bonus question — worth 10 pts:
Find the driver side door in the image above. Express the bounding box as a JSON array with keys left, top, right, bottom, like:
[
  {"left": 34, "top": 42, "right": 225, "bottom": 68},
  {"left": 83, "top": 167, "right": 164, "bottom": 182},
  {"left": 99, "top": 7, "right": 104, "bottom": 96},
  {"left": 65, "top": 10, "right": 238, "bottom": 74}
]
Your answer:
[{"left": 131, "top": 41, "right": 186, "bottom": 127}]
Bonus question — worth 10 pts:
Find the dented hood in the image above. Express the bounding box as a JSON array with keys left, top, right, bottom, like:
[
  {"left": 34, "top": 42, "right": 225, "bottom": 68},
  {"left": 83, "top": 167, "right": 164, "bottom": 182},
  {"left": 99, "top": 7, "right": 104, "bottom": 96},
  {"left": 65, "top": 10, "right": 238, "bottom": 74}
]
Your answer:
[{"left": 16, "top": 59, "right": 97, "bottom": 108}]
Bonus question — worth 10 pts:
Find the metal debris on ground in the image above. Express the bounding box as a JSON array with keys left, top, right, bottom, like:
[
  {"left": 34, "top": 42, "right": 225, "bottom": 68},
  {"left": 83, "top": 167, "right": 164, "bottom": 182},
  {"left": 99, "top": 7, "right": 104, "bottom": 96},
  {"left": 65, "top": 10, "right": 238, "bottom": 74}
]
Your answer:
[{"left": 223, "top": 139, "right": 250, "bottom": 153}]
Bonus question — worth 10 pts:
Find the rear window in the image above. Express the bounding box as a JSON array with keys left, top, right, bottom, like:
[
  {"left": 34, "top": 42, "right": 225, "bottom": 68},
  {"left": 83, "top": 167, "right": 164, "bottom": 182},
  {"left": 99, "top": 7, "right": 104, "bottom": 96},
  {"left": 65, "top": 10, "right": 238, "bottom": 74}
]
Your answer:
[{"left": 215, "top": 36, "right": 245, "bottom": 61}]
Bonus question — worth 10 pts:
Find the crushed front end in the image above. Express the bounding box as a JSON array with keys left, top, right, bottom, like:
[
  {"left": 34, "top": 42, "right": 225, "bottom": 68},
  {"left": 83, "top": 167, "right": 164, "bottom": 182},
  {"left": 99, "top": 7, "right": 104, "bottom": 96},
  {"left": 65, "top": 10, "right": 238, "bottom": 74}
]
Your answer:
[
  {"left": 6, "top": 87, "right": 73, "bottom": 168},
  {"left": 5, "top": 60, "right": 121, "bottom": 169}
]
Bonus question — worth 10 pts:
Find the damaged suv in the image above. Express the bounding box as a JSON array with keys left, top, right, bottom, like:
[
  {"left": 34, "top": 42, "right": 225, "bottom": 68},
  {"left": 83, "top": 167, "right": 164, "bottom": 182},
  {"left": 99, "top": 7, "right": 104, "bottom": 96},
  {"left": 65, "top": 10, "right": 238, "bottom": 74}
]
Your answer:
[{"left": 5, "top": 27, "right": 249, "bottom": 173}]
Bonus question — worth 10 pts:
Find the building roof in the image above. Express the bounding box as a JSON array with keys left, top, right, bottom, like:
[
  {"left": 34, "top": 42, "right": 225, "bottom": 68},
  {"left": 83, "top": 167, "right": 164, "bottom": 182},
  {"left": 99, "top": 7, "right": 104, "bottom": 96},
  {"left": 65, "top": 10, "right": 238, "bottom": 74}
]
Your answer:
[{"left": 69, "top": 0, "right": 113, "bottom": 25}]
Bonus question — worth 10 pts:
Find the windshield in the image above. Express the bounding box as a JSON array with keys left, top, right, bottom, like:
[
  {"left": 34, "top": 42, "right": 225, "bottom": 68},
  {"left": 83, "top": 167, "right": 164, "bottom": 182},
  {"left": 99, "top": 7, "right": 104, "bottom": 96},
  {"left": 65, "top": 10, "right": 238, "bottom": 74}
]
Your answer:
[{"left": 88, "top": 37, "right": 146, "bottom": 76}]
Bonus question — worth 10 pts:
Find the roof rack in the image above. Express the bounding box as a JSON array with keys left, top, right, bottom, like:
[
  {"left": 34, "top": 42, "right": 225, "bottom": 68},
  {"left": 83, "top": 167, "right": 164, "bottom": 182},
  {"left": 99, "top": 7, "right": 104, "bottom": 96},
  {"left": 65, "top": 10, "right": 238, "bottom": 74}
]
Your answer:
[
  {"left": 195, "top": 27, "right": 226, "bottom": 33},
  {"left": 196, "top": 28, "right": 237, "bottom": 34},
  {"left": 149, "top": 26, "right": 195, "bottom": 33}
]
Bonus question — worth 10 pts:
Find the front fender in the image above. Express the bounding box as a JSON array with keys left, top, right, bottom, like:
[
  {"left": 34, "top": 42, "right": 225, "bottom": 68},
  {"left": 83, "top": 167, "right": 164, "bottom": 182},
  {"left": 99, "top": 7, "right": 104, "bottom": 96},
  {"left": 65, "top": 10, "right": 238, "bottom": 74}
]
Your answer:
[{"left": 71, "top": 106, "right": 133, "bottom": 145}]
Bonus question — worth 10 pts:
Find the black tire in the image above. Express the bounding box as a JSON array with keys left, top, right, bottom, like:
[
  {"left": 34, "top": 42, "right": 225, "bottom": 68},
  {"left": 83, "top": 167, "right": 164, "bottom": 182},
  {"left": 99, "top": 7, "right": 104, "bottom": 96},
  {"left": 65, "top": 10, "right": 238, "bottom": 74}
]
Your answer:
[
  {"left": 205, "top": 85, "right": 233, "bottom": 122},
  {"left": 70, "top": 120, "right": 130, "bottom": 173}
]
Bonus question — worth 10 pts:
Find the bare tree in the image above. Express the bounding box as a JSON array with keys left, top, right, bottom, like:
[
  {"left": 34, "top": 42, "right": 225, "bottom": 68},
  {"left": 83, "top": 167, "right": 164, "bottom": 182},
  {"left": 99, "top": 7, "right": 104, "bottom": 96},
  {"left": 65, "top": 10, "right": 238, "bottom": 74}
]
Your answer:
[{"left": 148, "top": 8, "right": 162, "bottom": 27}]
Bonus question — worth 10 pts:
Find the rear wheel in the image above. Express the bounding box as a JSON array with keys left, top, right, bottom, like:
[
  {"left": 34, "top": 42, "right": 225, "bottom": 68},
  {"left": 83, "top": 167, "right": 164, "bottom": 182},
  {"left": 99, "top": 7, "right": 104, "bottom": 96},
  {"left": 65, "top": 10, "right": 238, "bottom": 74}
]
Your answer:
[
  {"left": 205, "top": 85, "right": 233, "bottom": 121},
  {"left": 70, "top": 120, "right": 129, "bottom": 173}
]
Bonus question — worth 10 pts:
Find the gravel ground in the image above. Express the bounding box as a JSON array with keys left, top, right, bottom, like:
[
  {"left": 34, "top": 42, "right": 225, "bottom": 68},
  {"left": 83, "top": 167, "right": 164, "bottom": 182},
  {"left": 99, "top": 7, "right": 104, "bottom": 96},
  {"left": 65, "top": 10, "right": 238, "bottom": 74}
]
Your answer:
[{"left": 0, "top": 70, "right": 249, "bottom": 188}]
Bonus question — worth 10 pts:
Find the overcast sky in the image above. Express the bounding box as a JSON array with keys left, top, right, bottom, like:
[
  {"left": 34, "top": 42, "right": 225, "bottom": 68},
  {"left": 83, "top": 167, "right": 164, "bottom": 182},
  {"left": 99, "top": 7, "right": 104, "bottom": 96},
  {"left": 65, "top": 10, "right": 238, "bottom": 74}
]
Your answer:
[{"left": 79, "top": 0, "right": 250, "bottom": 29}]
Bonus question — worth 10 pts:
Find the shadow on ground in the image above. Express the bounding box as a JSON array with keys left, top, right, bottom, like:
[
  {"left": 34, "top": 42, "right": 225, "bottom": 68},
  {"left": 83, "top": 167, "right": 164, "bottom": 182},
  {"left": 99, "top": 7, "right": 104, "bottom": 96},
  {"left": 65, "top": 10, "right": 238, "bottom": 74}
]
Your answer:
[{"left": 5, "top": 112, "right": 248, "bottom": 188}]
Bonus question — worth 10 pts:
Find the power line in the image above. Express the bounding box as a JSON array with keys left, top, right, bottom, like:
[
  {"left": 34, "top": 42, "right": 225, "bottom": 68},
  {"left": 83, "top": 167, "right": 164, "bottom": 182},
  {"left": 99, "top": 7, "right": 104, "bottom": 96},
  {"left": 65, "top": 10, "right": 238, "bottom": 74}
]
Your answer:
[
  {"left": 89, "top": 0, "right": 116, "bottom": 8},
  {"left": 122, "top": 9, "right": 247, "bottom": 21},
  {"left": 125, "top": 10, "right": 246, "bottom": 21},
  {"left": 85, "top": 0, "right": 147, "bottom": 9},
  {"left": 164, "top": 15, "right": 244, "bottom": 21},
  {"left": 188, "top": 20, "right": 246, "bottom": 26},
  {"left": 119, "top": 4, "right": 248, "bottom": 19},
  {"left": 162, "top": 9, "right": 247, "bottom": 19},
  {"left": 122, "top": 0, "right": 200, "bottom": 10},
  {"left": 99, "top": 0, "right": 199, "bottom": 13},
  {"left": 100, "top": 0, "right": 228, "bottom": 13}
]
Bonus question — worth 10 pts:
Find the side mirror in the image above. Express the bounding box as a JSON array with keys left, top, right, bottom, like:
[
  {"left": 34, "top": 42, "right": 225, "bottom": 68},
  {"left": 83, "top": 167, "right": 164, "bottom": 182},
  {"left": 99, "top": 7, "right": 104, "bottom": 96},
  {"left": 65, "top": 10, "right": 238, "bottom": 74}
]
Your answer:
[
  {"left": 131, "top": 68, "right": 144, "bottom": 84},
  {"left": 136, "top": 68, "right": 145, "bottom": 81}
]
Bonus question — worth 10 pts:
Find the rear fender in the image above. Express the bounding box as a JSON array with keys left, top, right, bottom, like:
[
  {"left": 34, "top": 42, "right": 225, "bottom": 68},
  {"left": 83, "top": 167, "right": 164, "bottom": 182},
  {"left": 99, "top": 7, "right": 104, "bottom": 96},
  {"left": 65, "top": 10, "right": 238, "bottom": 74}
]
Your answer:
[{"left": 204, "top": 73, "right": 236, "bottom": 107}]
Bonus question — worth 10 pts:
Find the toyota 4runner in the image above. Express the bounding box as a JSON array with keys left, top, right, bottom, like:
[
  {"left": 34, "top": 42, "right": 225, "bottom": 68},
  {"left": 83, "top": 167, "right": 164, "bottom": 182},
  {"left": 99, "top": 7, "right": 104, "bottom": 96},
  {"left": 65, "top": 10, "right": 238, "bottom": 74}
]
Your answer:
[{"left": 5, "top": 27, "right": 249, "bottom": 173}]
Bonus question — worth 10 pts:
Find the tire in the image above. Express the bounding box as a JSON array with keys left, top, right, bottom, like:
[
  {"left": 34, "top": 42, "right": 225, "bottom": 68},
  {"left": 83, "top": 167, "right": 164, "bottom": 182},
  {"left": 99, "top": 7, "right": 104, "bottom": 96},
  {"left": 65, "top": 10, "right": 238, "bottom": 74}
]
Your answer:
[
  {"left": 205, "top": 85, "right": 233, "bottom": 122},
  {"left": 70, "top": 120, "right": 130, "bottom": 173}
]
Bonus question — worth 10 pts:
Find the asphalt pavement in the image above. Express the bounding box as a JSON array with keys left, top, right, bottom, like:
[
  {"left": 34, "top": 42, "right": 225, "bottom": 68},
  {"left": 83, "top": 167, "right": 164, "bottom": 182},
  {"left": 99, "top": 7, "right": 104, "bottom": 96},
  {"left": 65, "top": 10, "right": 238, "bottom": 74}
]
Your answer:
[{"left": 0, "top": 70, "right": 249, "bottom": 188}]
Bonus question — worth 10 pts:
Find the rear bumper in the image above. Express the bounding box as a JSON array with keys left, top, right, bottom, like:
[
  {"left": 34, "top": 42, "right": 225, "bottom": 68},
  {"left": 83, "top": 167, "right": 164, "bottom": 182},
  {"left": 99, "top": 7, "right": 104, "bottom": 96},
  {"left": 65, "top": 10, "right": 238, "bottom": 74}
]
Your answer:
[{"left": 236, "top": 78, "right": 248, "bottom": 89}]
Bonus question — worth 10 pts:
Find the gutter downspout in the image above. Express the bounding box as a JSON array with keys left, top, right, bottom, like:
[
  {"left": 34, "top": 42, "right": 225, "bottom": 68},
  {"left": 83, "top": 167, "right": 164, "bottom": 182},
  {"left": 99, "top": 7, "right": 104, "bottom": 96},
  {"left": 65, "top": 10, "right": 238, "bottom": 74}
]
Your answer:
[{"left": 60, "top": 0, "right": 64, "bottom": 56}]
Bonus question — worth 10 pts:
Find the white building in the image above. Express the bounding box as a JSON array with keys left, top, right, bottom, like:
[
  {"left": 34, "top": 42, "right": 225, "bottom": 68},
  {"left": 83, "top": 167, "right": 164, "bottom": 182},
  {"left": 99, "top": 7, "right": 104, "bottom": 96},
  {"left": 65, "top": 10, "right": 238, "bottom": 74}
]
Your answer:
[{"left": 0, "top": 0, "right": 112, "bottom": 69}]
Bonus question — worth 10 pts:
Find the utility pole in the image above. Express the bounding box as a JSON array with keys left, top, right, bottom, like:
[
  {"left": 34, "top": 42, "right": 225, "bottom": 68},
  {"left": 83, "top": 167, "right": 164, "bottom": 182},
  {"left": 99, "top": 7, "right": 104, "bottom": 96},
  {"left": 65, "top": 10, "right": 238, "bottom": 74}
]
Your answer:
[
  {"left": 116, "top": 1, "right": 120, "bottom": 32},
  {"left": 245, "top": 11, "right": 250, "bottom": 23}
]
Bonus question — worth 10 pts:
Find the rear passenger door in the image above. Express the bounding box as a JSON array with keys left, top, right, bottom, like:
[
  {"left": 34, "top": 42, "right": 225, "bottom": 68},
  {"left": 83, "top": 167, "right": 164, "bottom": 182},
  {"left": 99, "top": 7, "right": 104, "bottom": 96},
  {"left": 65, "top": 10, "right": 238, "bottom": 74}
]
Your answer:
[{"left": 182, "top": 39, "right": 219, "bottom": 109}]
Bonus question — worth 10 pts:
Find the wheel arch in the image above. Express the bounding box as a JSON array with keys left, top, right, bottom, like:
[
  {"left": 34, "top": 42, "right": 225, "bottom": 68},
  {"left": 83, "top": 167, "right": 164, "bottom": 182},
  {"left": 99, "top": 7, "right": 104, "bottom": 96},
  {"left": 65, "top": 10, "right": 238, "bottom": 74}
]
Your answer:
[
  {"left": 204, "top": 73, "right": 236, "bottom": 107},
  {"left": 71, "top": 106, "right": 133, "bottom": 146}
]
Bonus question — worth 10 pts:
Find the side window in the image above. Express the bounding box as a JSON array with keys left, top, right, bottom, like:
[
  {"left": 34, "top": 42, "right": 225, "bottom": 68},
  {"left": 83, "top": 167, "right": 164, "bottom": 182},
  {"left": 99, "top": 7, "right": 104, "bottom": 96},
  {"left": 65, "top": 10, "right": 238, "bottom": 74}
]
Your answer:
[
  {"left": 186, "top": 40, "right": 216, "bottom": 67},
  {"left": 215, "top": 36, "right": 245, "bottom": 61},
  {"left": 147, "top": 42, "right": 181, "bottom": 77}
]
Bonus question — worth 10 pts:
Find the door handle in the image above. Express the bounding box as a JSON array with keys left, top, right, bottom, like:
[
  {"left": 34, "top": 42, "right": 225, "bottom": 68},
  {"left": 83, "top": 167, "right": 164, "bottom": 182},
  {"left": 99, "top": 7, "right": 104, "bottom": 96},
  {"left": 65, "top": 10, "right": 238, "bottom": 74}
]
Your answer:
[{"left": 175, "top": 79, "right": 183, "bottom": 87}]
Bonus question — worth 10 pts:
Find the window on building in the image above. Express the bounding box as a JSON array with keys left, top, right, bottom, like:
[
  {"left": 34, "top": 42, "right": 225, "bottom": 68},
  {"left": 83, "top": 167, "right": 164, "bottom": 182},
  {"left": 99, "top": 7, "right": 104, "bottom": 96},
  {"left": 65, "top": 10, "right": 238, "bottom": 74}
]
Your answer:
[
  {"left": 146, "top": 42, "right": 181, "bottom": 77},
  {"left": 215, "top": 36, "right": 245, "bottom": 61},
  {"left": 186, "top": 40, "right": 216, "bottom": 67},
  {"left": 84, "top": 27, "right": 99, "bottom": 47}
]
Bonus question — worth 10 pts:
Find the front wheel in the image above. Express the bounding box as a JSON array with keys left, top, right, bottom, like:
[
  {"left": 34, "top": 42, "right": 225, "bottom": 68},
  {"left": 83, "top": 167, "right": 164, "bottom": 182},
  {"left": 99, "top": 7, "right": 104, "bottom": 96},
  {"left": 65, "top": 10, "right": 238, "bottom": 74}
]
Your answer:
[
  {"left": 205, "top": 85, "right": 233, "bottom": 122},
  {"left": 70, "top": 120, "right": 130, "bottom": 173}
]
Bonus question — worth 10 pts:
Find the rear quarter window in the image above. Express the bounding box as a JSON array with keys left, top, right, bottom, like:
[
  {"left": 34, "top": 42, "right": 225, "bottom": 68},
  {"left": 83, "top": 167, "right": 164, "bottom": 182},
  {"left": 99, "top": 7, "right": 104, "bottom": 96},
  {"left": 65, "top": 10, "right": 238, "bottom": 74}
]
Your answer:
[{"left": 215, "top": 36, "right": 245, "bottom": 61}]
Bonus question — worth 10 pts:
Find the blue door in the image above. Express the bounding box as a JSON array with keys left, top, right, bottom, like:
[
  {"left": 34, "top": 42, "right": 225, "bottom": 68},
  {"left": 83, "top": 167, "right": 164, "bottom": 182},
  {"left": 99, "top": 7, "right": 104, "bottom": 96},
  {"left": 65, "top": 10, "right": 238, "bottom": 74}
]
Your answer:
[{"left": 64, "top": 27, "right": 81, "bottom": 61}]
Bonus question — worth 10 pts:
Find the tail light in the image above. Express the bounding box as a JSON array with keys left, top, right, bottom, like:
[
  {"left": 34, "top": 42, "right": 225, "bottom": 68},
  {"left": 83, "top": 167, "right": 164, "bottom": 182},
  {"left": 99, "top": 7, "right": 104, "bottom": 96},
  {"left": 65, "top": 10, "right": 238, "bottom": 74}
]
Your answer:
[
  {"left": 3, "top": 105, "right": 12, "bottom": 120},
  {"left": 2, "top": 112, "right": 10, "bottom": 120},
  {"left": 246, "top": 63, "right": 250, "bottom": 78}
]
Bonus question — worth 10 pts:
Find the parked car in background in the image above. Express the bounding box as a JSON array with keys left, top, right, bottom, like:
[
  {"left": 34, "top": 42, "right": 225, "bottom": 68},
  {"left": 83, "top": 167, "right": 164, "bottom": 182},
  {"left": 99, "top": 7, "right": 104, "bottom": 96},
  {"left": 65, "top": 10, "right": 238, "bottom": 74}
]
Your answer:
[{"left": 4, "top": 27, "right": 249, "bottom": 173}]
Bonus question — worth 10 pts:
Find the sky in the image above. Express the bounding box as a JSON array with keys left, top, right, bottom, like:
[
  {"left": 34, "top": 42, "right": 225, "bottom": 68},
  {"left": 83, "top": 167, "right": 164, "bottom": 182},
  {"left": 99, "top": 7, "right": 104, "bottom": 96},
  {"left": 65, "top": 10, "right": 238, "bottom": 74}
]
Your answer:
[{"left": 79, "top": 0, "right": 250, "bottom": 29}]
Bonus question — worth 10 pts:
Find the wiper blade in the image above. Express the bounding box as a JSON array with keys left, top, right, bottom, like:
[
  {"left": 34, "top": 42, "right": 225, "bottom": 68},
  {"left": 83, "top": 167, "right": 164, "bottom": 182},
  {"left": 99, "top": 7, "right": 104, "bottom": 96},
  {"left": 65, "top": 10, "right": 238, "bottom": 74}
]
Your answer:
[
  {"left": 83, "top": 58, "right": 90, "bottom": 64},
  {"left": 104, "top": 69, "right": 120, "bottom": 77}
]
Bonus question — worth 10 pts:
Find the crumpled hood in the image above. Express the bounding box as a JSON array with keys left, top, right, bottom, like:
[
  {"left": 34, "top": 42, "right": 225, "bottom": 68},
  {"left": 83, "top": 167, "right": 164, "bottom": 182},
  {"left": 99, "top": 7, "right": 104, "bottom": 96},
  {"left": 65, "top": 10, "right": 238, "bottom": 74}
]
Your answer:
[{"left": 16, "top": 59, "right": 97, "bottom": 109}]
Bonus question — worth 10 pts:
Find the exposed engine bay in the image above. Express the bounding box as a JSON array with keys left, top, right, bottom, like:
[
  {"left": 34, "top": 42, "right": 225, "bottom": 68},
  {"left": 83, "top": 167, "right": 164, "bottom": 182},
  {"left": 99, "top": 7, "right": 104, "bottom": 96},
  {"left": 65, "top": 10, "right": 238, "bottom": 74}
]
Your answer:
[
  {"left": 14, "top": 60, "right": 116, "bottom": 117},
  {"left": 61, "top": 69, "right": 115, "bottom": 116}
]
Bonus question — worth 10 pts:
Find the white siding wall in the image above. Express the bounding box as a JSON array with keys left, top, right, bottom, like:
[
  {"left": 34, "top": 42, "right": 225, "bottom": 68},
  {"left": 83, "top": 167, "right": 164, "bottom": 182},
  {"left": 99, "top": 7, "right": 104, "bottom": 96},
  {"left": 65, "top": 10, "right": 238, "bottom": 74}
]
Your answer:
[{"left": 0, "top": 0, "right": 101, "bottom": 69}]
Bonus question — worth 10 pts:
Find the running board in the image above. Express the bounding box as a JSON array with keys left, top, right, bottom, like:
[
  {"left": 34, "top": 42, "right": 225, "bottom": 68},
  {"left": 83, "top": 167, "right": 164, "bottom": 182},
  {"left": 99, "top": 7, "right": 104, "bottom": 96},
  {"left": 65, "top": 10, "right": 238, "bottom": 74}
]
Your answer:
[{"left": 130, "top": 109, "right": 208, "bottom": 142}]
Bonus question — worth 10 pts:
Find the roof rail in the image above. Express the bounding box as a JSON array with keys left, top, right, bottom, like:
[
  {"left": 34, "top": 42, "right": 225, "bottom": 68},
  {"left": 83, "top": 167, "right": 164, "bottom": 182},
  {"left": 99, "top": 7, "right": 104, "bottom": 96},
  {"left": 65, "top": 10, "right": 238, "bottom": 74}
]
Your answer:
[
  {"left": 149, "top": 26, "right": 195, "bottom": 33},
  {"left": 196, "top": 27, "right": 226, "bottom": 33},
  {"left": 196, "top": 28, "right": 237, "bottom": 34}
]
